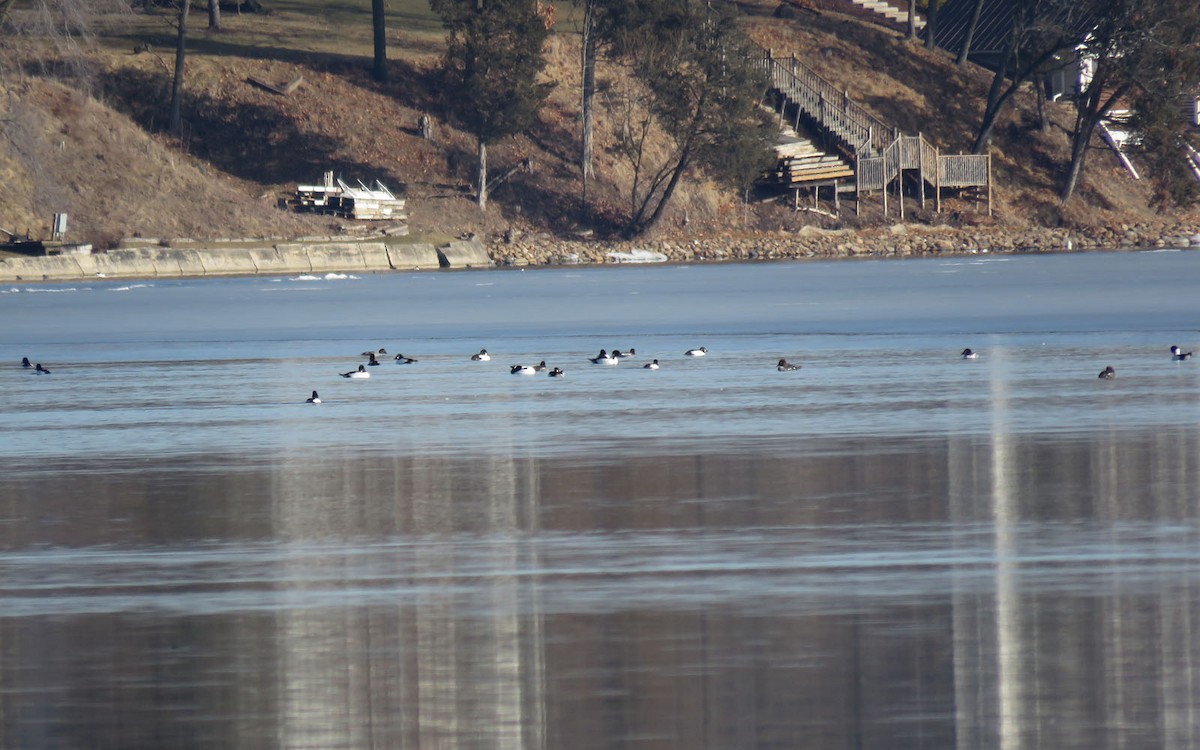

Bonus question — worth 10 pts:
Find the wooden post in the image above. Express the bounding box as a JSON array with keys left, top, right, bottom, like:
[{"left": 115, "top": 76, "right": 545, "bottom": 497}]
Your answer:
[
  {"left": 834, "top": 179, "right": 840, "bottom": 214},
  {"left": 882, "top": 167, "right": 888, "bottom": 217},
  {"left": 917, "top": 132, "right": 925, "bottom": 209},
  {"left": 936, "top": 155, "right": 942, "bottom": 213},
  {"left": 987, "top": 155, "right": 993, "bottom": 217},
  {"left": 897, "top": 144, "right": 905, "bottom": 221}
]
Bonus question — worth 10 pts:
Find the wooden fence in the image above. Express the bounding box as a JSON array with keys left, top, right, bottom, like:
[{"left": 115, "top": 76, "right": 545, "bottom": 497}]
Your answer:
[{"left": 756, "top": 47, "right": 992, "bottom": 216}]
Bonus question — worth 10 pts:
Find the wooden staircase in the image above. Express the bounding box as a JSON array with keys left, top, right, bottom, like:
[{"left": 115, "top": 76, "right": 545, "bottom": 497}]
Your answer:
[
  {"left": 755, "top": 48, "right": 992, "bottom": 216},
  {"left": 770, "top": 127, "right": 855, "bottom": 185},
  {"left": 845, "top": 0, "right": 924, "bottom": 29}
]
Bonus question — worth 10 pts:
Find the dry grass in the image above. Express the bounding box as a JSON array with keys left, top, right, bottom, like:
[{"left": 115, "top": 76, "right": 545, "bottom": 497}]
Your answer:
[{"left": 0, "top": 0, "right": 1195, "bottom": 247}]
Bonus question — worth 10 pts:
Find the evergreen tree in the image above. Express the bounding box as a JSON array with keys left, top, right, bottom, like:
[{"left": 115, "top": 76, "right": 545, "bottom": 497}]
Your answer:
[{"left": 430, "top": 0, "right": 553, "bottom": 209}]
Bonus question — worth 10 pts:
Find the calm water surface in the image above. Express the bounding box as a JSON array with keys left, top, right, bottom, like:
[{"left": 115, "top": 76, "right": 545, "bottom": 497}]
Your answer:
[{"left": 1, "top": 252, "right": 1199, "bottom": 749}]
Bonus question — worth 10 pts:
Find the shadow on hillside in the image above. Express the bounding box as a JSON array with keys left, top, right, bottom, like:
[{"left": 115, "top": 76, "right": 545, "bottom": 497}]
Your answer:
[{"left": 94, "top": 67, "right": 399, "bottom": 187}]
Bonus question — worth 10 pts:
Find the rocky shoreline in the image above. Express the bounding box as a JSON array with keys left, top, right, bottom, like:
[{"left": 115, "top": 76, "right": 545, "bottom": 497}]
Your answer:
[
  {"left": 491, "top": 223, "right": 1200, "bottom": 266},
  {"left": 3, "top": 223, "right": 1198, "bottom": 282}
]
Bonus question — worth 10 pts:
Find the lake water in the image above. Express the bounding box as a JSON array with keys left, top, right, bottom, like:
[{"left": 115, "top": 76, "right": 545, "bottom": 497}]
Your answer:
[{"left": 2, "top": 251, "right": 1199, "bottom": 749}]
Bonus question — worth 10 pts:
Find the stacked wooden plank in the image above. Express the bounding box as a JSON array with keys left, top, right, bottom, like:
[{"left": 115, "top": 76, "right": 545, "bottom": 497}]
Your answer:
[
  {"left": 290, "top": 172, "right": 408, "bottom": 221},
  {"left": 767, "top": 128, "right": 855, "bottom": 186}
]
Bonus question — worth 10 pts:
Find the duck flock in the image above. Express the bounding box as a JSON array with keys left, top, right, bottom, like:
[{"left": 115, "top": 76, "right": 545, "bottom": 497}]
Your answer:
[{"left": 18, "top": 343, "right": 1194, "bottom": 403}]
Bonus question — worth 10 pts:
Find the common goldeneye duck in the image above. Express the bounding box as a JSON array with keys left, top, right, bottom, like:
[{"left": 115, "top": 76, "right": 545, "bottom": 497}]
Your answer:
[
  {"left": 306, "top": 390, "right": 322, "bottom": 404},
  {"left": 590, "top": 349, "right": 618, "bottom": 365},
  {"left": 613, "top": 348, "right": 636, "bottom": 358},
  {"left": 533, "top": 361, "right": 548, "bottom": 372},
  {"left": 643, "top": 359, "right": 660, "bottom": 370},
  {"left": 961, "top": 348, "right": 978, "bottom": 360},
  {"left": 777, "top": 358, "right": 801, "bottom": 371},
  {"left": 34, "top": 363, "right": 51, "bottom": 374},
  {"left": 341, "top": 365, "right": 370, "bottom": 378},
  {"left": 21, "top": 357, "right": 32, "bottom": 368},
  {"left": 366, "top": 352, "right": 381, "bottom": 366},
  {"left": 1171, "top": 345, "right": 1193, "bottom": 361},
  {"left": 684, "top": 347, "right": 708, "bottom": 356},
  {"left": 548, "top": 367, "right": 566, "bottom": 377},
  {"left": 471, "top": 349, "right": 491, "bottom": 361},
  {"left": 511, "top": 364, "right": 537, "bottom": 375},
  {"left": 361, "top": 348, "right": 387, "bottom": 356},
  {"left": 1098, "top": 366, "right": 1116, "bottom": 380},
  {"left": 393, "top": 354, "right": 418, "bottom": 364}
]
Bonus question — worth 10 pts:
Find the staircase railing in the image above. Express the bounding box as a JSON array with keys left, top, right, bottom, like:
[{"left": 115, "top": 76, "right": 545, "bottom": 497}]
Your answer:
[
  {"left": 755, "top": 49, "right": 897, "bottom": 156},
  {"left": 756, "top": 46, "right": 993, "bottom": 216}
]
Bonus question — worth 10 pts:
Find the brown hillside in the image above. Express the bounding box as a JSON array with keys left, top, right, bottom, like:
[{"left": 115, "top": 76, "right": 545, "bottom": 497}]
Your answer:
[{"left": 0, "top": 1, "right": 1195, "bottom": 248}]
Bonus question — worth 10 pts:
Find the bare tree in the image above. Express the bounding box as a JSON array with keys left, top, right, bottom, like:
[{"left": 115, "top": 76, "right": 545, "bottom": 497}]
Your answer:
[
  {"left": 0, "top": 0, "right": 131, "bottom": 84},
  {"left": 970, "top": 0, "right": 1087, "bottom": 153},
  {"left": 208, "top": 0, "right": 220, "bottom": 30},
  {"left": 605, "top": 0, "right": 773, "bottom": 237},
  {"left": 1060, "top": 0, "right": 1200, "bottom": 204}
]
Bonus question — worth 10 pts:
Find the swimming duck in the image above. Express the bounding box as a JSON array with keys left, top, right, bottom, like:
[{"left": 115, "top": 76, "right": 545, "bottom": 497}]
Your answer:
[
  {"left": 306, "top": 390, "right": 322, "bottom": 404},
  {"left": 366, "top": 352, "right": 381, "bottom": 366},
  {"left": 1098, "top": 366, "right": 1116, "bottom": 380},
  {"left": 1171, "top": 345, "right": 1193, "bottom": 361},
  {"left": 613, "top": 348, "right": 636, "bottom": 358},
  {"left": 34, "top": 363, "right": 51, "bottom": 374},
  {"left": 533, "top": 361, "right": 548, "bottom": 372},
  {"left": 548, "top": 367, "right": 566, "bottom": 377},
  {"left": 511, "top": 364, "right": 537, "bottom": 375},
  {"left": 684, "top": 347, "right": 708, "bottom": 357},
  {"left": 341, "top": 365, "right": 370, "bottom": 379},
  {"left": 471, "top": 349, "right": 491, "bottom": 361},
  {"left": 777, "top": 358, "right": 801, "bottom": 371},
  {"left": 394, "top": 354, "right": 419, "bottom": 365},
  {"left": 643, "top": 359, "right": 660, "bottom": 370},
  {"left": 961, "top": 348, "right": 978, "bottom": 360},
  {"left": 361, "top": 348, "right": 387, "bottom": 356},
  {"left": 590, "top": 349, "right": 618, "bottom": 365},
  {"left": 21, "top": 357, "right": 32, "bottom": 368}
]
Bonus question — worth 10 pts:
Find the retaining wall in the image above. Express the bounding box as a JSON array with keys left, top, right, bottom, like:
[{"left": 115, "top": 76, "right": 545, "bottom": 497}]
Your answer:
[{"left": 0, "top": 240, "right": 452, "bottom": 282}]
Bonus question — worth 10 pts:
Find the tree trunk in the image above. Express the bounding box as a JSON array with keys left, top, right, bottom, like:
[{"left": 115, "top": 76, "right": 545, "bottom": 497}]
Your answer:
[
  {"left": 371, "top": 0, "right": 388, "bottom": 82},
  {"left": 580, "top": 0, "right": 596, "bottom": 205},
  {"left": 957, "top": 0, "right": 984, "bottom": 65},
  {"left": 477, "top": 139, "right": 488, "bottom": 210},
  {"left": 1036, "top": 82, "right": 1049, "bottom": 133},
  {"left": 168, "top": 0, "right": 190, "bottom": 137},
  {"left": 907, "top": 1, "right": 915, "bottom": 40},
  {"left": 923, "top": 0, "right": 939, "bottom": 51},
  {"left": 207, "top": 0, "right": 220, "bottom": 30},
  {"left": 1061, "top": 81, "right": 1129, "bottom": 204},
  {"left": 1059, "top": 119, "right": 1093, "bottom": 205},
  {"left": 972, "top": 30, "right": 1018, "bottom": 153}
]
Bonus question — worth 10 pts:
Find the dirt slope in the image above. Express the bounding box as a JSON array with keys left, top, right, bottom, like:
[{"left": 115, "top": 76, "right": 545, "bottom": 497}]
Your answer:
[{"left": 0, "top": 1, "right": 1194, "bottom": 249}]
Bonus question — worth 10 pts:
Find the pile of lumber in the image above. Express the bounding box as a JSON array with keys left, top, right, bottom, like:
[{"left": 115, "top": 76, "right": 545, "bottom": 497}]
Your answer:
[
  {"left": 766, "top": 128, "right": 855, "bottom": 185},
  {"left": 289, "top": 171, "right": 408, "bottom": 221}
]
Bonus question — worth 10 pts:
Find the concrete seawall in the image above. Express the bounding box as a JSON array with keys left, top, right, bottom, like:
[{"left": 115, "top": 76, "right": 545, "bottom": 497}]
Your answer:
[{"left": 0, "top": 238, "right": 490, "bottom": 282}]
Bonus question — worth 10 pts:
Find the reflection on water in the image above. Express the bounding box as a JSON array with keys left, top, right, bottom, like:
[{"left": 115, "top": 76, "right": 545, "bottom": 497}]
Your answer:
[
  {"left": 2, "top": 429, "right": 1199, "bottom": 749},
  {"left": 3, "top": 254, "right": 1200, "bottom": 748}
]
